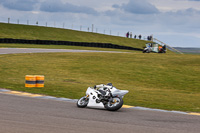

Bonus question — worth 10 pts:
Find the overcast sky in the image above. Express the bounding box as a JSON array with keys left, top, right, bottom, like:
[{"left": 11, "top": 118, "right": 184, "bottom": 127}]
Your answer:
[{"left": 0, "top": 0, "right": 200, "bottom": 47}]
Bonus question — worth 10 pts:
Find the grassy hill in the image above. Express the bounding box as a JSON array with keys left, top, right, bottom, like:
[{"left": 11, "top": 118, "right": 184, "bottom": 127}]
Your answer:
[{"left": 0, "top": 23, "right": 150, "bottom": 49}]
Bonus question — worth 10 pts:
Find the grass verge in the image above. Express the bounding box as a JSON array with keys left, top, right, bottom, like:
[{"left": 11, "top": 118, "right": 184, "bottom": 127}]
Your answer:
[{"left": 0, "top": 52, "right": 199, "bottom": 112}]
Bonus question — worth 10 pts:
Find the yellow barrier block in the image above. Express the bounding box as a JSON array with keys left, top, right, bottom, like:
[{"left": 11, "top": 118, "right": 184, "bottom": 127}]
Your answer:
[
  {"left": 25, "top": 75, "right": 36, "bottom": 87},
  {"left": 25, "top": 75, "right": 44, "bottom": 87},
  {"left": 36, "top": 75, "right": 44, "bottom": 87}
]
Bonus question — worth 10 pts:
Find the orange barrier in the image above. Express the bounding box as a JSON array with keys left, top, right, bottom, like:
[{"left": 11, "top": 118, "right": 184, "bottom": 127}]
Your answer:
[
  {"left": 25, "top": 75, "right": 36, "bottom": 87},
  {"left": 36, "top": 75, "right": 44, "bottom": 87},
  {"left": 25, "top": 75, "right": 44, "bottom": 87}
]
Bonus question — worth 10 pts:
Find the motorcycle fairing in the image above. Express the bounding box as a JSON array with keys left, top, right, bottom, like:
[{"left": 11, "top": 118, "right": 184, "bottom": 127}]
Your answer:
[{"left": 86, "top": 87, "right": 105, "bottom": 109}]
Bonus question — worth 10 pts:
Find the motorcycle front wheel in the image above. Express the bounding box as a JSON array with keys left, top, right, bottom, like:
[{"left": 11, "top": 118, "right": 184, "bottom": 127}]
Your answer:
[
  {"left": 77, "top": 96, "right": 89, "bottom": 108},
  {"left": 104, "top": 97, "right": 123, "bottom": 111}
]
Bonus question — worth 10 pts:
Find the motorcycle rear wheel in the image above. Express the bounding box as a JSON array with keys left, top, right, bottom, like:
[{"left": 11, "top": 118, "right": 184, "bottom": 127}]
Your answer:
[
  {"left": 104, "top": 97, "right": 123, "bottom": 111},
  {"left": 77, "top": 96, "right": 89, "bottom": 108}
]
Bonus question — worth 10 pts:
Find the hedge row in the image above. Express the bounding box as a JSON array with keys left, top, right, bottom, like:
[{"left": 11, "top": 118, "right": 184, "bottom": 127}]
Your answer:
[{"left": 0, "top": 38, "right": 143, "bottom": 51}]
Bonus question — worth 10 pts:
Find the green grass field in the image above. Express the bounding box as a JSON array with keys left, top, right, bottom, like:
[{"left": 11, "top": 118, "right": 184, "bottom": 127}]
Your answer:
[
  {"left": 0, "top": 23, "right": 150, "bottom": 49},
  {"left": 0, "top": 52, "right": 199, "bottom": 112}
]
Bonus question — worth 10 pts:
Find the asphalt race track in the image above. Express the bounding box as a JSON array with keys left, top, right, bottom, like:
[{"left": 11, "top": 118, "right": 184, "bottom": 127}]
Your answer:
[
  {"left": 0, "top": 93, "right": 200, "bottom": 133},
  {"left": 0, "top": 48, "right": 126, "bottom": 54}
]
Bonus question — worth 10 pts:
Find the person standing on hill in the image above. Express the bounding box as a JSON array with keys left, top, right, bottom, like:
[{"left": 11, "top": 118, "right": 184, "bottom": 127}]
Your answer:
[
  {"left": 130, "top": 32, "right": 132, "bottom": 38},
  {"left": 139, "top": 34, "right": 142, "bottom": 39},
  {"left": 126, "top": 32, "right": 129, "bottom": 38}
]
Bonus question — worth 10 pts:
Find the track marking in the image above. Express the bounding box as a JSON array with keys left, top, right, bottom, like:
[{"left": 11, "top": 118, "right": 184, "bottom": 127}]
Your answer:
[
  {"left": 3, "top": 91, "right": 21, "bottom": 94},
  {"left": 0, "top": 89, "right": 199, "bottom": 116},
  {"left": 189, "top": 113, "right": 200, "bottom": 116},
  {"left": 123, "top": 105, "right": 135, "bottom": 108},
  {"left": 0, "top": 90, "right": 44, "bottom": 97},
  {"left": 19, "top": 92, "right": 32, "bottom": 95},
  {"left": 27, "top": 94, "right": 44, "bottom": 97}
]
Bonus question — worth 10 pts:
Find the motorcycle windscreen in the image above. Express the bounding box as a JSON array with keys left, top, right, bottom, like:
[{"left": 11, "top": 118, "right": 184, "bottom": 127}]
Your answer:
[{"left": 112, "top": 90, "right": 129, "bottom": 97}]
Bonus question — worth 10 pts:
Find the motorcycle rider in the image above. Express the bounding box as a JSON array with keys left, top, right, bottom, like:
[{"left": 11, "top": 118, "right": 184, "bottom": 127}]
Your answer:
[{"left": 94, "top": 83, "right": 113, "bottom": 96}]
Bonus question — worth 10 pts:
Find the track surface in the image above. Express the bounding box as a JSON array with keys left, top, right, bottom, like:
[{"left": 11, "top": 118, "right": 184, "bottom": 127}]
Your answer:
[
  {"left": 0, "top": 93, "right": 200, "bottom": 133},
  {"left": 0, "top": 48, "right": 126, "bottom": 54}
]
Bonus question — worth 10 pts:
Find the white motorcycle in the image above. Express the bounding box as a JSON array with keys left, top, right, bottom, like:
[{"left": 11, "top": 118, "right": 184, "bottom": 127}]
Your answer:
[{"left": 77, "top": 83, "right": 129, "bottom": 111}]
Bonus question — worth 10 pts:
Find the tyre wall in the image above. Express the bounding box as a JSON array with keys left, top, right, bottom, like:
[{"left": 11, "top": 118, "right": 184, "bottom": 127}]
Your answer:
[{"left": 0, "top": 38, "right": 143, "bottom": 51}]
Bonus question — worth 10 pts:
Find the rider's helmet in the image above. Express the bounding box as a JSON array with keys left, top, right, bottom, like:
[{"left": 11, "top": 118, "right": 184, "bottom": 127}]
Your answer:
[{"left": 107, "top": 83, "right": 113, "bottom": 86}]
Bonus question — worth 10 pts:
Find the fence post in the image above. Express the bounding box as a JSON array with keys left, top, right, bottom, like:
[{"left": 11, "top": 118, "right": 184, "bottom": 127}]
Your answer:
[{"left": 63, "top": 23, "right": 65, "bottom": 28}]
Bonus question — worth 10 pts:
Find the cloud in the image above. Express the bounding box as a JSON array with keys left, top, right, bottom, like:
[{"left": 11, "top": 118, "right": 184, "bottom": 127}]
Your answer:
[
  {"left": 103, "top": 5, "right": 200, "bottom": 39},
  {"left": 0, "top": 0, "right": 199, "bottom": 47},
  {"left": 175, "top": 8, "right": 200, "bottom": 15},
  {"left": 1, "top": 0, "right": 38, "bottom": 11},
  {"left": 40, "top": 0, "right": 99, "bottom": 15},
  {"left": 112, "top": 4, "right": 120, "bottom": 9},
  {"left": 117, "top": 0, "right": 160, "bottom": 14}
]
